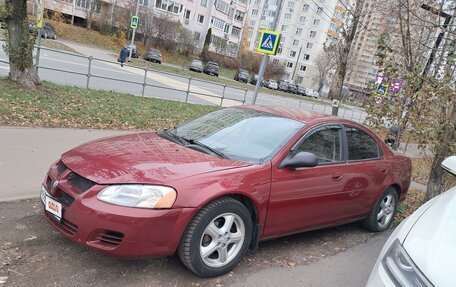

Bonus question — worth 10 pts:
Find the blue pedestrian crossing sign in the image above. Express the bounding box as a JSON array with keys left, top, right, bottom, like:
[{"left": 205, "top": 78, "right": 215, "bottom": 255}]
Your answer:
[
  {"left": 130, "top": 16, "right": 139, "bottom": 29},
  {"left": 257, "top": 30, "right": 281, "bottom": 55}
]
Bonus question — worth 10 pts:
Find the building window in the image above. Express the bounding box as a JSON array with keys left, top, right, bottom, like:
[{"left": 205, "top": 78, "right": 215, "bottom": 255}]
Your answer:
[
  {"left": 287, "top": 1, "right": 295, "bottom": 8},
  {"left": 235, "top": 10, "right": 245, "bottom": 21},
  {"left": 155, "top": 0, "right": 183, "bottom": 14},
  {"left": 281, "top": 24, "right": 288, "bottom": 31},
  {"left": 290, "top": 50, "right": 296, "bottom": 57},
  {"left": 211, "top": 17, "right": 226, "bottom": 30},
  {"left": 306, "top": 42, "right": 313, "bottom": 49},
  {"left": 254, "top": 0, "right": 260, "bottom": 4},
  {"left": 313, "top": 19, "right": 320, "bottom": 26},
  {"left": 277, "top": 47, "right": 282, "bottom": 54},
  {"left": 249, "top": 30, "right": 253, "bottom": 37},
  {"left": 302, "top": 3, "right": 309, "bottom": 12},
  {"left": 287, "top": 62, "right": 293, "bottom": 68},
  {"left": 317, "top": 7, "right": 323, "bottom": 15},
  {"left": 251, "top": 9, "right": 258, "bottom": 16},
  {"left": 184, "top": 9, "right": 191, "bottom": 19},
  {"left": 232, "top": 26, "right": 241, "bottom": 36},
  {"left": 215, "top": 0, "right": 230, "bottom": 14},
  {"left": 330, "top": 22, "right": 338, "bottom": 30},
  {"left": 284, "top": 13, "right": 292, "bottom": 20},
  {"left": 201, "top": 0, "right": 208, "bottom": 6},
  {"left": 224, "top": 24, "right": 230, "bottom": 33},
  {"left": 198, "top": 14, "right": 205, "bottom": 23},
  {"left": 310, "top": 31, "right": 317, "bottom": 38},
  {"left": 303, "top": 54, "right": 310, "bottom": 60},
  {"left": 299, "top": 16, "right": 306, "bottom": 23},
  {"left": 250, "top": 20, "right": 256, "bottom": 27},
  {"left": 194, "top": 31, "right": 201, "bottom": 41},
  {"left": 300, "top": 65, "right": 306, "bottom": 71},
  {"left": 295, "top": 28, "right": 302, "bottom": 35},
  {"left": 292, "top": 39, "right": 299, "bottom": 46},
  {"left": 272, "top": 58, "right": 280, "bottom": 64},
  {"left": 297, "top": 76, "right": 304, "bottom": 84}
]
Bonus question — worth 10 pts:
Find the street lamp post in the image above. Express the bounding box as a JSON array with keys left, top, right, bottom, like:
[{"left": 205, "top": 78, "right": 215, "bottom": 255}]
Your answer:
[{"left": 251, "top": 0, "right": 284, "bottom": 104}]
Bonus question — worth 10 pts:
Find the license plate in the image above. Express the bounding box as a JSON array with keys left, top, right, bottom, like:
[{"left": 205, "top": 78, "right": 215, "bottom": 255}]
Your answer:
[{"left": 45, "top": 196, "right": 62, "bottom": 221}]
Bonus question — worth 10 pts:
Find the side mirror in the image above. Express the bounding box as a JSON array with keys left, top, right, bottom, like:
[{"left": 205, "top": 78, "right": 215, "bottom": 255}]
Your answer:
[
  {"left": 280, "top": 151, "right": 318, "bottom": 169},
  {"left": 442, "top": 156, "right": 456, "bottom": 177}
]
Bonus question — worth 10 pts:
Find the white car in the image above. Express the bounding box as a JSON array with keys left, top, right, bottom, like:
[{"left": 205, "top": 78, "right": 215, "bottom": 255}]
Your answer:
[
  {"left": 305, "top": 88, "right": 319, "bottom": 99},
  {"left": 267, "top": 80, "right": 278, "bottom": 90},
  {"left": 367, "top": 156, "right": 456, "bottom": 287}
]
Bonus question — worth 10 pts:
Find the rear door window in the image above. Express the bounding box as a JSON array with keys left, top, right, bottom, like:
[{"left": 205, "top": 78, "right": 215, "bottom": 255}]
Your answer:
[{"left": 345, "top": 126, "right": 379, "bottom": 160}]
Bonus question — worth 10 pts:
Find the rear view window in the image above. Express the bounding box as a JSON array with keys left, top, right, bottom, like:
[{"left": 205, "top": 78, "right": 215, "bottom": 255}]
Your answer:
[{"left": 346, "top": 126, "right": 379, "bottom": 160}]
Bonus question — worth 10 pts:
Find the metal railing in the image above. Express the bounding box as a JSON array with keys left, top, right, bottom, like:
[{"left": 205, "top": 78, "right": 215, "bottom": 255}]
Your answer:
[{"left": 0, "top": 40, "right": 368, "bottom": 123}]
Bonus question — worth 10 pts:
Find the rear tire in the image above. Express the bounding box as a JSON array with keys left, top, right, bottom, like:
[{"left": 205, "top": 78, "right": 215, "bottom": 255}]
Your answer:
[
  {"left": 362, "top": 187, "right": 398, "bottom": 232},
  {"left": 178, "top": 197, "right": 252, "bottom": 277}
]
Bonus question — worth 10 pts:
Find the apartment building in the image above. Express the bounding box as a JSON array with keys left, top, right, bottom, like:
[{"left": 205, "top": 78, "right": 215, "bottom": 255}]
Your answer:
[
  {"left": 247, "top": 0, "right": 346, "bottom": 89},
  {"left": 28, "top": 0, "right": 248, "bottom": 56}
]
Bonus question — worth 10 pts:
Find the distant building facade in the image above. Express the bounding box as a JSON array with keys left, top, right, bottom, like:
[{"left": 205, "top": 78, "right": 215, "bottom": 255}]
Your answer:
[{"left": 247, "top": 0, "right": 347, "bottom": 90}]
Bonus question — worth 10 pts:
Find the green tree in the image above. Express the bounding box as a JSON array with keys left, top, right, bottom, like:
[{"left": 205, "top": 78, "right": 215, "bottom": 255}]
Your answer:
[{"left": 201, "top": 28, "right": 212, "bottom": 60}]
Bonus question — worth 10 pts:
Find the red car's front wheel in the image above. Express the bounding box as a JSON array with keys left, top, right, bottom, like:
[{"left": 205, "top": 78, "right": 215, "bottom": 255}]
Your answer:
[{"left": 178, "top": 197, "right": 252, "bottom": 277}]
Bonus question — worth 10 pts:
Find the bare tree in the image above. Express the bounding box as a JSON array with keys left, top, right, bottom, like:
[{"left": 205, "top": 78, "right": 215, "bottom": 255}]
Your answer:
[
  {"left": 314, "top": 45, "right": 337, "bottom": 94},
  {"left": 4, "top": 0, "right": 40, "bottom": 87},
  {"left": 366, "top": 0, "right": 456, "bottom": 200},
  {"left": 328, "top": 0, "right": 365, "bottom": 115}
]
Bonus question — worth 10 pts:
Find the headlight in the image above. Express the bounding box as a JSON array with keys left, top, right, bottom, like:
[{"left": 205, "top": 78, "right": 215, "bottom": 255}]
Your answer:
[
  {"left": 97, "top": 185, "right": 177, "bottom": 209},
  {"left": 382, "top": 239, "right": 433, "bottom": 287}
]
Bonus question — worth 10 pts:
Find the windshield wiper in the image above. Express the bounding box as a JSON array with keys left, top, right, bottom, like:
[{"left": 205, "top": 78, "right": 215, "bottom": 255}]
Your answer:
[
  {"left": 182, "top": 137, "right": 229, "bottom": 159},
  {"left": 157, "top": 130, "right": 188, "bottom": 145}
]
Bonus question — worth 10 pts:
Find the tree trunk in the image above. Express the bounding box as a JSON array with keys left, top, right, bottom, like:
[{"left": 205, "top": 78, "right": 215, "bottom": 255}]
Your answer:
[
  {"left": 5, "top": 0, "right": 41, "bottom": 88},
  {"left": 425, "top": 96, "right": 456, "bottom": 200},
  {"left": 328, "top": 0, "right": 365, "bottom": 115}
]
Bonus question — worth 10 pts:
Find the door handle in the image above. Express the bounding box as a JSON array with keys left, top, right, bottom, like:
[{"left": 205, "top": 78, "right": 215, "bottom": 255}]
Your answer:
[{"left": 331, "top": 174, "right": 343, "bottom": 181}]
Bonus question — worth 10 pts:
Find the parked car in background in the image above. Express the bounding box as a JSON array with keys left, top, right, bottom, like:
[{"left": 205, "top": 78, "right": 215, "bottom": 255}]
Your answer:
[
  {"left": 367, "top": 156, "right": 456, "bottom": 287},
  {"left": 40, "top": 106, "right": 411, "bottom": 278},
  {"left": 266, "top": 80, "right": 278, "bottom": 90},
  {"left": 278, "top": 80, "right": 289, "bottom": 92},
  {"left": 297, "top": 85, "right": 307, "bottom": 96},
  {"left": 250, "top": 74, "right": 261, "bottom": 85},
  {"left": 189, "top": 59, "right": 203, "bottom": 73},
  {"left": 287, "top": 84, "right": 298, "bottom": 94},
  {"left": 126, "top": 44, "right": 139, "bottom": 58},
  {"left": 203, "top": 62, "right": 220, "bottom": 77},
  {"left": 143, "top": 48, "right": 162, "bottom": 64},
  {"left": 305, "top": 88, "right": 319, "bottom": 99},
  {"left": 234, "top": 69, "right": 249, "bottom": 83},
  {"left": 29, "top": 21, "right": 57, "bottom": 39}
]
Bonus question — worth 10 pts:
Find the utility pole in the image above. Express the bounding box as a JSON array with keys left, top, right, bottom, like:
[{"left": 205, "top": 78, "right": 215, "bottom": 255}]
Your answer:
[
  {"left": 291, "top": 45, "right": 303, "bottom": 82},
  {"left": 129, "top": 0, "right": 140, "bottom": 61},
  {"left": 71, "top": 0, "right": 76, "bottom": 25},
  {"left": 251, "top": 0, "right": 284, "bottom": 104}
]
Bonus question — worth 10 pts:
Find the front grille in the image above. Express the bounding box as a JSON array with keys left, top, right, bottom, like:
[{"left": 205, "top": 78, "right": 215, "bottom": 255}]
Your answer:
[
  {"left": 69, "top": 172, "right": 95, "bottom": 193},
  {"left": 97, "top": 231, "right": 124, "bottom": 247},
  {"left": 60, "top": 218, "right": 78, "bottom": 235},
  {"left": 58, "top": 191, "right": 75, "bottom": 207}
]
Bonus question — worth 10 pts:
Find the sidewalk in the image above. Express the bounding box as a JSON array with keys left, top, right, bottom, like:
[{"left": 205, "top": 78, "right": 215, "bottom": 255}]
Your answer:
[{"left": 0, "top": 126, "right": 131, "bottom": 202}]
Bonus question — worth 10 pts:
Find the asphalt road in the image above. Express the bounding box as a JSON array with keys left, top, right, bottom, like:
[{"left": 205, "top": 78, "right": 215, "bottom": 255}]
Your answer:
[{"left": 0, "top": 40, "right": 368, "bottom": 123}]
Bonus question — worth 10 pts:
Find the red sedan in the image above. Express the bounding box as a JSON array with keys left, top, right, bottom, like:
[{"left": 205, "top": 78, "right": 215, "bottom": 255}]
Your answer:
[{"left": 40, "top": 106, "right": 412, "bottom": 277}]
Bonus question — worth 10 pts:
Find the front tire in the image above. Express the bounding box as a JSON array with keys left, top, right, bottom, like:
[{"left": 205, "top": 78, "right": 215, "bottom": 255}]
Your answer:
[
  {"left": 362, "top": 187, "right": 398, "bottom": 232},
  {"left": 178, "top": 197, "right": 252, "bottom": 277}
]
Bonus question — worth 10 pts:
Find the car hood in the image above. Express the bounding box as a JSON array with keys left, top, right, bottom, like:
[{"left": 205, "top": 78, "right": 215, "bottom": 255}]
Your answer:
[
  {"left": 61, "top": 132, "right": 251, "bottom": 185},
  {"left": 403, "top": 186, "right": 456, "bottom": 287}
]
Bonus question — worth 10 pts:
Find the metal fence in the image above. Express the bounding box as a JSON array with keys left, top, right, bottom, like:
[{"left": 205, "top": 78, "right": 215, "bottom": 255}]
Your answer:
[{"left": 0, "top": 41, "right": 368, "bottom": 123}]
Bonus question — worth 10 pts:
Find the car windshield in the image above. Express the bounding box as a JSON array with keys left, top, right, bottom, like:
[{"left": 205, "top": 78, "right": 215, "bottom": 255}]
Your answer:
[
  {"left": 192, "top": 60, "right": 202, "bottom": 65},
  {"left": 173, "top": 108, "right": 304, "bottom": 163}
]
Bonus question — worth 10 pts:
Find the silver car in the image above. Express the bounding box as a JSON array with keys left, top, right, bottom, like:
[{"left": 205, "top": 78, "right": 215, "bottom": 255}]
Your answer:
[{"left": 143, "top": 48, "right": 162, "bottom": 64}]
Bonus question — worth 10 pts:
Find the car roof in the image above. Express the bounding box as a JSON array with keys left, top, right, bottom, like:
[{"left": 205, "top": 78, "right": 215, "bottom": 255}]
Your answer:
[
  {"left": 207, "top": 62, "right": 219, "bottom": 65},
  {"left": 240, "top": 105, "right": 337, "bottom": 124}
]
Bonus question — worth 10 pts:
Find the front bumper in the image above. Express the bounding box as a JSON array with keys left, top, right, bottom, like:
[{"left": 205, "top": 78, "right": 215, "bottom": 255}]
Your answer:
[{"left": 41, "top": 162, "right": 196, "bottom": 258}]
